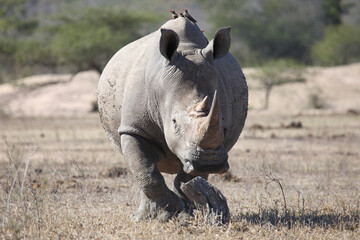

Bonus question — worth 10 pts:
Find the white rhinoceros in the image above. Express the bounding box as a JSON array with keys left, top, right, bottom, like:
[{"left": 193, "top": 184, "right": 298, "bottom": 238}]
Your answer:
[{"left": 98, "top": 17, "right": 248, "bottom": 221}]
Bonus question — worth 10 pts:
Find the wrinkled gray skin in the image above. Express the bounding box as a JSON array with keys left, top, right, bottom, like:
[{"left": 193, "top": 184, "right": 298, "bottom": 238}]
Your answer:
[{"left": 98, "top": 17, "right": 248, "bottom": 221}]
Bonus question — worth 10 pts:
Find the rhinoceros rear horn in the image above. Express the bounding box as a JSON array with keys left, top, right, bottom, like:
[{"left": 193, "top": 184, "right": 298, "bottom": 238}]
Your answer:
[
  {"left": 201, "top": 27, "right": 231, "bottom": 63},
  {"left": 160, "top": 28, "right": 179, "bottom": 63}
]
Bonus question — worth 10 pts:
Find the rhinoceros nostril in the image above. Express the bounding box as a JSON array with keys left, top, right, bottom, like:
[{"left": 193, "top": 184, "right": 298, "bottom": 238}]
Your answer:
[{"left": 223, "top": 127, "right": 227, "bottom": 137}]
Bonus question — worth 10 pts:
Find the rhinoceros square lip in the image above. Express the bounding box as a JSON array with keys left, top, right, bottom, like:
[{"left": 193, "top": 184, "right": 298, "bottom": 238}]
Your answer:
[
  {"left": 186, "top": 160, "right": 229, "bottom": 175},
  {"left": 193, "top": 152, "right": 229, "bottom": 166},
  {"left": 197, "top": 161, "right": 229, "bottom": 173},
  {"left": 186, "top": 149, "right": 228, "bottom": 170}
]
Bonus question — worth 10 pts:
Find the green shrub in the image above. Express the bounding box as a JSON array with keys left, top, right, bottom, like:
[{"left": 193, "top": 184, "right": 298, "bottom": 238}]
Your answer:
[
  {"left": 14, "top": 39, "right": 56, "bottom": 67},
  {"left": 198, "top": 0, "right": 324, "bottom": 65},
  {"left": 91, "top": 100, "right": 98, "bottom": 112},
  {"left": 50, "top": 8, "right": 160, "bottom": 73},
  {"left": 308, "top": 88, "right": 327, "bottom": 109},
  {"left": 311, "top": 25, "right": 360, "bottom": 65}
]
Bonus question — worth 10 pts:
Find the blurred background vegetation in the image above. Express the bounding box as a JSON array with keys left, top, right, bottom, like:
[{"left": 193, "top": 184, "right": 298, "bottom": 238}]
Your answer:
[{"left": 1, "top": 0, "right": 360, "bottom": 83}]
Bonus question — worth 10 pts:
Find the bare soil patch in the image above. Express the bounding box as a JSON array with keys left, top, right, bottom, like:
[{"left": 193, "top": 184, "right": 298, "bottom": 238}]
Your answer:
[
  {"left": 0, "top": 63, "right": 359, "bottom": 238},
  {"left": 0, "top": 112, "right": 359, "bottom": 239},
  {"left": 0, "top": 71, "right": 99, "bottom": 117},
  {"left": 245, "top": 62, "right": 360, "bottom": 113},
  {"left": 0, "top": 63, "right": 359, "bottom": 117}
]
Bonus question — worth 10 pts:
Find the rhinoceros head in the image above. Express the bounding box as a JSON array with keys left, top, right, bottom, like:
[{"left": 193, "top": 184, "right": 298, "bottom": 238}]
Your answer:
[{"left": 155, "top": 25, "right": 231, "bottom": 176}]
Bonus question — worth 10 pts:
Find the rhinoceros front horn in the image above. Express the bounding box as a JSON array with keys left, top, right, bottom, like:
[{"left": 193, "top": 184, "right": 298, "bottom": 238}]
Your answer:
[{"left": 198, "top": 91, "right": 224, "bottom": 149}]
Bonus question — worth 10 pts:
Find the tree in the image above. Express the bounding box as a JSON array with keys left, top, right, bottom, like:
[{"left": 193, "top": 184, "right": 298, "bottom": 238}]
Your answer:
[
  {"left": 197, "top": 0, "right": 325, "bottom": 65},
  {"left": 324, "top": 0, "right": 353, "bottom": 26},
  {"left": 0, "top": 0, "right": 39, "bottom": 81},
  {"left": 311, "top": 24, "right": 360, "bottom": 66},
  {"left": 1, "top": 2, "right": 161, "bottom": 81},
  {"left": 250, "top": 59, "right": 305, "bottom": 109},
  {"left": 50, "top": 8, "right": 160, "bottom": 74}
]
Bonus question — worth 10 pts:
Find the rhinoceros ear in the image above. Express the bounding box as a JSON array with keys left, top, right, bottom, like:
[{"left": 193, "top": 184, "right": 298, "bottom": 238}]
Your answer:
[
  {"left": 160, "top": 28, "right": 179, "bottom": 63},
  {"left": 201, "top": 27, "right": 231, "bottom": 62}
]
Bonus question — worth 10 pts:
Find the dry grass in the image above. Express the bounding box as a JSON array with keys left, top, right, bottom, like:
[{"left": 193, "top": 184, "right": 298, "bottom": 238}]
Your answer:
[{"left": 0, "top": 112, "right": 359, "bottom": 239}]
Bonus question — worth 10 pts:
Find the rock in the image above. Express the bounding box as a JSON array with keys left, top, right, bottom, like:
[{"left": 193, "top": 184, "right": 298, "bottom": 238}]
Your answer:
[{"left": 180, "top": 176, "right": 230, "bottom": 224}]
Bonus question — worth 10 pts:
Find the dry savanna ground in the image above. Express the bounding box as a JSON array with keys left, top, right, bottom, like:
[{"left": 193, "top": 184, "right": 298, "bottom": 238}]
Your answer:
[{"left": 0, "top": 110, "right": 359, "bottom": 239}]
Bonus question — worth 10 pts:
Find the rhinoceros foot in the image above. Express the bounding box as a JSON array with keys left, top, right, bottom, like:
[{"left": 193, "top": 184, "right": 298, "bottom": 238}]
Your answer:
[{"left": 132, "top": 190, "right": 185, "bottom": 222}]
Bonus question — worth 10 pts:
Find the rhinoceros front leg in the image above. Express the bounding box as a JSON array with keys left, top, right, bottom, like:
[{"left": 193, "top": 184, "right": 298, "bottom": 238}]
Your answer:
[{"left": 120, "top": 134, "right": 185, "bottom": 222}]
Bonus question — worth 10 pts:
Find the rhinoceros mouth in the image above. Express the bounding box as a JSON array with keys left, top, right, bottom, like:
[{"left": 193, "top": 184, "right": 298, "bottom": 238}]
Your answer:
[{"left": 183, "top": 147, "right": 229, "bottom": 175}]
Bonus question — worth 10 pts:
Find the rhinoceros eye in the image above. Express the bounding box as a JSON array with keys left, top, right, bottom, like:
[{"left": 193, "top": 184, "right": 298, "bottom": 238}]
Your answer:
[{"left": 172, "top": 118, "right": 180, "bottom": 136}]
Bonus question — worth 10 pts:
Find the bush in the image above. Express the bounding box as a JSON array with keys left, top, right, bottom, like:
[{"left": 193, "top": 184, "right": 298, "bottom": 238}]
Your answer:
[
  {"left": 0, "top": 71, "right": 3, "bottom": 84},
  {"left": 197, "top": 0, "right": 324, "bottom": 65},
  {"left": 14, "top": 39, "right": 56, "bottom": 68},
  {"left": 50, "top": 8, "right": 160, "bottom": 73},
  {"left": 91, "top": 100, "right": 98, "bottom": 112},
  {"left": 0, "top": 0, "right": 40, "bottom": 81},
  {"left": 311, "top": 25, "right": 360, "bottom": 65},
  {"left": 308, "top": 88, "right": 327, "bottom": 109},
  {"left": 1, "top": 2, "right": 161, "bottom": 81}
]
